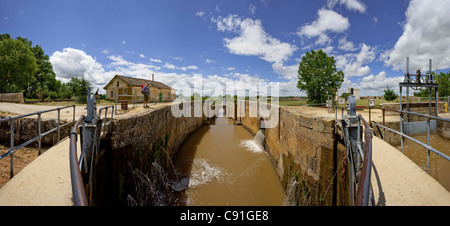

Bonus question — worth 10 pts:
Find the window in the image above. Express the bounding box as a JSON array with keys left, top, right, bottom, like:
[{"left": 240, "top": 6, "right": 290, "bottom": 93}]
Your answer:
[
  {"left": 116, "top": 81, "right": 119, "bottom": 87},
  {"left": 111, "top": 91, "right": 114, "bottom": 97},
  {"left": 124, "top": 89, "right": 127, "bottom": 95}
]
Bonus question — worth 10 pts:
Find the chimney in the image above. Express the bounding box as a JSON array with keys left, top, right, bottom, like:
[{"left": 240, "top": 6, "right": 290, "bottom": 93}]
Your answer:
[{"left": 152, "top": 74, "right": 154, "bottom": 81}]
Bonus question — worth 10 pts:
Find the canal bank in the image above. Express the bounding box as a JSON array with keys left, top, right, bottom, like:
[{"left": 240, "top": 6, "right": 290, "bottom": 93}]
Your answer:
[
  {"left": 2, "top": 101, "right": 449, "bottom": 205},
  {"left": 96, "top": 101, "right": 338, "bottom": 206}
]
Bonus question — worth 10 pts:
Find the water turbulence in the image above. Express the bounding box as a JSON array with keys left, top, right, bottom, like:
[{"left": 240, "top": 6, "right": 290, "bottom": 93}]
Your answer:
[
  {"left": 172, "top": 117, "right": 286, "bottom": 206},
  {"left": 240, "top": 130, "right": 265, "bottom": 153}
]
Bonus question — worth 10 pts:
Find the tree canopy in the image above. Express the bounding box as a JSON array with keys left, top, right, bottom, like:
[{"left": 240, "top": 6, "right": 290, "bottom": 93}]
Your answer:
[
  {"left": 383, "top": 87, "right": 398, "bottom": 102},
  {"left": 297, "top": 49, "right": 344, "bottom": 104},
  {"left": 0, "top": 33, "right": 92, "bottom": 100},
  {"left": 0, "top": 34, "right": 38, "bottom": 93}
]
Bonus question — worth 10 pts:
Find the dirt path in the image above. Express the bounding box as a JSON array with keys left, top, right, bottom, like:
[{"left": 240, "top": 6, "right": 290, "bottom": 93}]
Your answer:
[{"left": 0, "top": 145, "right": 47, "bottom": 188}]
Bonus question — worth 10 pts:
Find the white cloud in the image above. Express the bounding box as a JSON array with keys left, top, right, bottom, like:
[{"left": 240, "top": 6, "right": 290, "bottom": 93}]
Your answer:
[
  {"left": 122, "top": 40, "right": 126, "bottom": 45},
  {"left": 211, "top": 14, "right": 301, "bottom": 96},
  {"left": 226, "top": 67, "right": 235, "bottom": 71},
  {"left": 213, "top": 14, "right": 297, "bottom": 64},
  {"left": 249, "top": 4, "right": 257, "bottom": 15},
  {"left": 149, "top": 58, "right": 162, "bottom": 63},
  {"left": 171, "top": 56, "right": 183, "bottom": 61},
  {"left": 139, "top": 54, "right": 145, "bottom": 58},
  {"left": 205, "top": 58, "right": 216, "bottom": 64},
  {"left": 50, "top": 48, "right": 114, "bottom": 91},
  {"left": 195, "top": 11, "right": 205, "bottom": 17},
  {"left": 297, "top": 9, "right": 350, "bottom": 45},
  {"left": 163, "top": 62, "right": 198, "bottom": 71},
  {"left": 327, "top": 0, "right": 367, "bottom": 13},
  {"left": 359, "top": 71, "right": 404, "bottom": 95},
  {"left": 51, "top": 47, "right": 302, "bottom": 97},
  {"left": 383, "top": 0, "right": 450, "bottom": 72},
  {"left": 260, "top": 0, "right": 269, "bottom": 7},
  {"left": 372, "top": 17, "right": 378, "bottom": 23},
  {"left": 334, "top": 44, "right": 376, "bottom": 77},
  {"left": 338, "top": 36, "right": 358, "bottom": 51},
  {"left": 272, "top": 62, "right": 298, "bottom": 81}
]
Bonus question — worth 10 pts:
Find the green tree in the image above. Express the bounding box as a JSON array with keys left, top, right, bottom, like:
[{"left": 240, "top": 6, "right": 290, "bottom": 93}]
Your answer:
[
  {"left": 340, "top": 92, "right": 350, "bottom": 99},
  {"left": 383, "top": 87, "right": 398, "bottom": 102},
  {"left": 0, "top": 35, "right": 38, "bottom": 93},
  {"left": 297, "top": 49, "right": 344, "bottom": 104},
  {"left": 14, "top": 36, "right": 60, "bottom": 99},
  {"left": 438, "top": 71, "right": 450, "bottom": 97}
]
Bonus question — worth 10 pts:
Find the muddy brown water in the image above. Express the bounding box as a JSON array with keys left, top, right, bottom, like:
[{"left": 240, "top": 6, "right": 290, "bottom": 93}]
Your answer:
[
  {"left": 172, "top": 116, "right": 286, "bottom": 206},
  {"left": 395, "top": 133, "right": 450, "bottom": 192}
]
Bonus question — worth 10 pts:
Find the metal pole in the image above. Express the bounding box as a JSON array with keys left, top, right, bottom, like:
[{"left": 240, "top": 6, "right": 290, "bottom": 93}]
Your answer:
[
  {"left": 58, "top": 109, "right": 61, "bottom": 142},
  {"left": 38, "top": 112, "right": 42, "bottom": 155},
  {"left": 406, "top": 86, "right": 410, "bottom": 122},
  {"left": 427, "top": 116, "right": 431, "bottom": 174},
  {"left": 429, "top": 87, "right": 432, "bottom": 116},
  {"left": 400, "top": 86, "right": 404, "bottom": 153},
  {"left": 382, "top": 108, "right": 385, "bottom": 140},
  {"left": 110, "top": 106, "right": 114, "bottom": 134},
  {"left": 10, "top": 117, "right": 14, "bottom": 179},
  {"left": 435, "top": 87, "right": 438, "bottom": 117}
]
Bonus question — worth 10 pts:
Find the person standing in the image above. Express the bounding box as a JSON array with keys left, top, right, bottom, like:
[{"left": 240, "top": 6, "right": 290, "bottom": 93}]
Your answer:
[{"left": 142, "top": 83, "right": 150, "bottom": 108}]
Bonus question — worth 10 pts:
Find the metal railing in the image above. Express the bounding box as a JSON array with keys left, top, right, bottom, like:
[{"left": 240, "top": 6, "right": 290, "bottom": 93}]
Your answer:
[
  {"left": 0, "top": 105, "right": 76, "bottom": 179},
  {"left": 355, "top": 115, "right": 372, "bottom": 206},
  {"left": 69, "top": 105, "right": 114, "bottom": 206},
  {"left": 69, "top": 115, "right": 88, "bottom": 206},
  {"left": 334, "top": 105, "right": 373, "bottom": 206},
  {"left": 371, "top": 108, "right": 450, "bottom": 173}
]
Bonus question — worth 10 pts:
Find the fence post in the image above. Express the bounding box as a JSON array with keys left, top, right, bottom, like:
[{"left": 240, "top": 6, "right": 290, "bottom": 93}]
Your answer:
[
  {"left": 426, "top": 116, "right": 431, "bottom": 174},
  {"left": 38, "top": 112, "right": 42, "bottom": 155},
  {"left": 57, "top": 109, "right": 61, "bottom": 142},
  {"left": 10, "top": 117, "right": 14, "bottom": 179}
]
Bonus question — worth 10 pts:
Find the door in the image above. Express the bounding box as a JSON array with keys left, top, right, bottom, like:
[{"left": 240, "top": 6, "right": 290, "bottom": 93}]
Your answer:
[{"left": 159, "top": 93, "right": 162, "bottom": 102}]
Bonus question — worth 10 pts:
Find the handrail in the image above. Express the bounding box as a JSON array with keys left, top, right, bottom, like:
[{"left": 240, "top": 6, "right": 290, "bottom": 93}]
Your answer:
[
  {"left": 0, "top": 105, "right": 76, "bottom": 178},
  {"left": 370, "top": 107, "right": 450, "bottom": 173},
  {"left": 334, "top": 106, "right": 373, "bottom": 206},
  {"left": 371, "top": 122, "right": 450, "bottom": 161},
  {"left": 355, "top": 115, "right": 372, "bottom": 206},
  {"left": 69, "top": 115, "right": 88, "bottom": 206},
  {"left": 69, "top": 105, "right": 114, "bottom": 206},
  {"left": 98, "top": 105, "right": 115, "bottom": 135}
]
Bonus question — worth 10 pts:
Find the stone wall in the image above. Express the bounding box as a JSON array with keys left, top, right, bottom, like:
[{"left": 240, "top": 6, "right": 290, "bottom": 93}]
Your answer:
[
  {"left": 437, "top": 119, "right": 450, "bottom": 139},
  {"left": 239, "top": 101, "right": 336, "bottom": 206},
  {"left": 97, "top": 101, "right": 207, "bottom": 205},
  {"left": 0, "top": 93, "right": 24, "bottom": 103},
  {"left": 0, "top": 117, "right": 74, "bottom": 147}
]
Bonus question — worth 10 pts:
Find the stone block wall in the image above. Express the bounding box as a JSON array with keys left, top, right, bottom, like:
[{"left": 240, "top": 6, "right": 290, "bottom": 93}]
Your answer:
[
  {"left": 101, "top": 101, "right": 207, "bottom": 205},
  {"left": 239, "top": 101, "right": 336, "bottom": 206},
  {"left": 0, "top": 117, "right": 74, "bottom": 147},
  {"left": 0, "top": 93, "right": 24, "bottom": 103}
]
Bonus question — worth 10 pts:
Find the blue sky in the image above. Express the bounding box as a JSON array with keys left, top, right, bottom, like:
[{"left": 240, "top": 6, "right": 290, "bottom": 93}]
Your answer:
[{"left": 1, "top": 0, "right": 450, "bottom": 96}]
